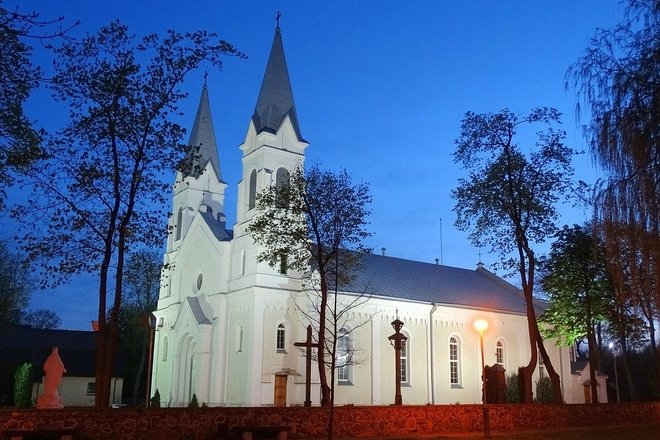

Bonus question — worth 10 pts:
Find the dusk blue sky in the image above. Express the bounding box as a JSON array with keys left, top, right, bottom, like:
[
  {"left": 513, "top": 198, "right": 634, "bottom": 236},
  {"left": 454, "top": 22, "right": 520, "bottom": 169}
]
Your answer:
[{"left": 6, "top": 1, "right": 623, "bottom": 329}]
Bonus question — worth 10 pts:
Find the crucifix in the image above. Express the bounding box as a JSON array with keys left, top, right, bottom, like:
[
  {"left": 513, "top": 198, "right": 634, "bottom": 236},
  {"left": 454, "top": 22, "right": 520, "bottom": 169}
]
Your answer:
[{"left": 294, "top": 325, "right": 319, "bottom": 407}]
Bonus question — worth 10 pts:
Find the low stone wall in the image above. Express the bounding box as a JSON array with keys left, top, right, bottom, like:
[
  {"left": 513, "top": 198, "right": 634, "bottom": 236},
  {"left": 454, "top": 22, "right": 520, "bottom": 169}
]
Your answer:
[{"left": 1, "top": 403, "right": 659, "bottom": 439}]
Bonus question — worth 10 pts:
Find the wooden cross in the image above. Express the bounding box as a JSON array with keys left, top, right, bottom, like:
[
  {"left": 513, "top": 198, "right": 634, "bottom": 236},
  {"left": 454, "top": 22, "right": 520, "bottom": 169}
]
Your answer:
[{"left": 294, "top": 325, "right": 319, "bottom": 407}]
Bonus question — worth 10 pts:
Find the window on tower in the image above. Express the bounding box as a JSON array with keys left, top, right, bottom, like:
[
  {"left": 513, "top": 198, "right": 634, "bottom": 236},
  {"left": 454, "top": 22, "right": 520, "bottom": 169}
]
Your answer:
[
  {"left": 275, "top": 167, "right": 290, "bottom": 208},
  {"left": 248, "top": 169, "right": 257, "bottom": 210},
  {"left": 175, "top": 207, "right": 183, "bottom": 241}
]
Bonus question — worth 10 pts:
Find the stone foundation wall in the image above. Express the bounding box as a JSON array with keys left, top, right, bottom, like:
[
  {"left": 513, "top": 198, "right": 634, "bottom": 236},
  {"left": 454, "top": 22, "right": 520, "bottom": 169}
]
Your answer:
[{"left": 1, "top": 403, "right": 659, "bottom": 439}]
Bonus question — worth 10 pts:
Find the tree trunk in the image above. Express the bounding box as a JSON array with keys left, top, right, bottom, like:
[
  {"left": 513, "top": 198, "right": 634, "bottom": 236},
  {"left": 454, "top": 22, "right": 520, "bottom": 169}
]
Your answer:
[
  {"left": 536, "top": 328, "right": 562, "bottom": 403},
  {"left": 587, "top": 325, "right": 599, "bottom": 403},
  {"left": 620, "top": 337, "right": 636, "bottom": 401},
  {"left": 317, "top": 274, "right": 331, "bottom": 406},
  {"left": 132, "top": 334, "right": 148, "bottom": 404}
]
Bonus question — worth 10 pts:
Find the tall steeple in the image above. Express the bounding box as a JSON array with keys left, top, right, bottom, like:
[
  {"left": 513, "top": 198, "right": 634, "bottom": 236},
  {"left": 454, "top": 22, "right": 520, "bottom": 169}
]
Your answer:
[
  {"left": 183, "top": 84, "right": 223, "bottom": 180},
  {"left": 251, "top": 26, "right": 305, "bottom": 142}
]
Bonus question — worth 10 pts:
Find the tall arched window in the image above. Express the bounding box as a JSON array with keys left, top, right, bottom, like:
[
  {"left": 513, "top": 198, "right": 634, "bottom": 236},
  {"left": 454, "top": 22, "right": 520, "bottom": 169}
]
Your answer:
[
  {"left": 248, "top": 170, "right": 257, "bottom": 210},
  {"left": 449, "top": 336, "right": 461, "bottom": 387},
  {"left": 175, "top": 207, "right": 183, "bottom": 241},
  {"left": 496, "top": 340, "right": 505, "bottom": 366},
  {"left": 275, "top": 167, "right": 290, "bottom": 190},
  {"left": 276, "top": 323, "right": 286, "bottom": 352},
  {"left": 337, "top": 328, "right": 352, "bottom": 384},
  {"left": 400, "top": 333, "right": 409, "bottom": 384}
]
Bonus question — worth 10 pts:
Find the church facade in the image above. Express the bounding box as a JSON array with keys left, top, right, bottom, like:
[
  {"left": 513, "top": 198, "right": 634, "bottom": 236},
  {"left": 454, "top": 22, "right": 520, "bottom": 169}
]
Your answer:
[{"left": 151, "top": 27, "right": 595, "bottom": 407}]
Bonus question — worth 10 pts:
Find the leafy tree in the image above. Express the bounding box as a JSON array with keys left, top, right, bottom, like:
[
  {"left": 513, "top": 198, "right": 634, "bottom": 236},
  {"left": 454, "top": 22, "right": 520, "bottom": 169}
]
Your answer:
[
  {"left": 20, "top": 309, "right": 61, "bottom": 329},
  {"left": 567, "top": 0, "right": 659, "bottom": 392},
  {"left": 250, "top": 165, "right": 372, "bottom": 416},
  {"left": 540, "top": 224, "right": 611, "bottom": 403},
  {"left": 12, "top": 362, "right": 32, "bottom": 408},
  {"left": 0, "top": 240, "right": 33, "bottom": 329},
  {"left": 118, "top": 249, "right": 161, "bottom": 405},
  {"left": 13, "top": 21, "right": 243, "bottom": 407},
  {"left": 0, "top": 2, "right": 77, "bottom": 209},
  {"left": 452, "top": 107, "right": 586, "bottom": 403}
]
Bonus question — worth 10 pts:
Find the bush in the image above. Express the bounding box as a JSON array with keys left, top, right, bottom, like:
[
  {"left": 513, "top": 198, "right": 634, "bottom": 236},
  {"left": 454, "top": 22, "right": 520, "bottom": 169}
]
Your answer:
[
  {"left": 13, "top": 363, "right": 33, "bottom": 408},
  {"left": 150, "top": 389, "right": 161, "bottom": 407},
  {"left": 188, "top": 393, "right": 199, "bottom": 408},
  {"left": 535, "top": 376, "right": 554, "bottom": 403},
  {"left": 505, "top": 373, "right": 520, "bottom": 403}
]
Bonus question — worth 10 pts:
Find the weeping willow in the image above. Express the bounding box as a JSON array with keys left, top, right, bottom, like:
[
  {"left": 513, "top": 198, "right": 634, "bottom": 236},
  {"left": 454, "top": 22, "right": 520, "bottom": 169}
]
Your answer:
[{"left": 568, "top": 0, "right": 659, "bottom": 395}]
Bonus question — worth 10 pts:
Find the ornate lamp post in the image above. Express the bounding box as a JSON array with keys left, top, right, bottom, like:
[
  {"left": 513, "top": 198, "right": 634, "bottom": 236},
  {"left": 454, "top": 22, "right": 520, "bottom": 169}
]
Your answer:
[
  {"left": 473, "top": 318, "right": 490, "bottom": 439},
  {"left": 388, "top": 316, "right": 407, "bottom": 405}
]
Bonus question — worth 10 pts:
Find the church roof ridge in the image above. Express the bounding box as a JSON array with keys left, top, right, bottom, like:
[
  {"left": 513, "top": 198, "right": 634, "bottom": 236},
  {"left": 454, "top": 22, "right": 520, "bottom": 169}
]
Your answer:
[
  {"left": 184, "top": 84, "right": 223, "bottom": 180},
  {"left": 251, "top": 26, "right": 305, "bottom": 142}
]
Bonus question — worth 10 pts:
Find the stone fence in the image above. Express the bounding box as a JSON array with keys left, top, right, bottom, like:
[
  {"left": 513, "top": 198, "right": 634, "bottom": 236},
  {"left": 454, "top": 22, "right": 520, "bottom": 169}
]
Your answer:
[{"left": 1, "top": 402, "right": 659, "bottom": 439}]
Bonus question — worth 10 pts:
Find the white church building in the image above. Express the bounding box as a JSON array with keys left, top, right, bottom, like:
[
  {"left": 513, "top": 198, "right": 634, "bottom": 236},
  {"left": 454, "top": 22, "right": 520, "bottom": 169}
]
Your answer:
[{"left": 151, "top": 26, "right": 600, "bottom": 407}]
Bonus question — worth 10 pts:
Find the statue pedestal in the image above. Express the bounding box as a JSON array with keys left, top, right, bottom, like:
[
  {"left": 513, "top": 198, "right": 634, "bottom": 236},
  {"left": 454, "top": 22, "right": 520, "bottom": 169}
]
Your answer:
[{"left": 36, "top": 391, "right": 64, "bottom": 409}]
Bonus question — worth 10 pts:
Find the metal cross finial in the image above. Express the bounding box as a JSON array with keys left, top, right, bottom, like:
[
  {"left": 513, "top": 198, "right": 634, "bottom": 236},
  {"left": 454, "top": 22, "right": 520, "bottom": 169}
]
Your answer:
[
  {"left": 203, "top": 70, "right": 208, "bottom": 85},
  {"left": 276, "top": 11, "right": 281, "bottom": 28}
]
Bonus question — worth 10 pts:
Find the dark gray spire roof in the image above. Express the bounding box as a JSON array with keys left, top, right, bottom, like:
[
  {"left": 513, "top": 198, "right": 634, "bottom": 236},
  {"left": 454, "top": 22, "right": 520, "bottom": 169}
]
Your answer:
[
  {"left": 252, "top": 27, "right": 305, "bottom": 142},
  {"left": 184, "top": 84, "right": 223, "bottom": 180}
]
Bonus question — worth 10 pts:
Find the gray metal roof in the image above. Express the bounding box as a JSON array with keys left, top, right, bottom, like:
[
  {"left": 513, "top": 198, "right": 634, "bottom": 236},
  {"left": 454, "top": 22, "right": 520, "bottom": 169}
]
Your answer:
[
  {"left": 342, "top": 253, "right": 533, "bottom": 315},
  {"left": 252, "top": 27, "right": 305, "bottom": 142},
  {"left": 183, "top": 84, "right": 223, "bottom": 180}
]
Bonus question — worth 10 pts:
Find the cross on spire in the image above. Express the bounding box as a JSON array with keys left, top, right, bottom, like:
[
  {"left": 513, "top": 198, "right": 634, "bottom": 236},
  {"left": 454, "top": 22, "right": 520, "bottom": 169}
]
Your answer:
[
  {"left": 275, "top": 11, "right": 281, "bottom": 29},
  {"left": 203, "top": 70, "right": 208, "bottom": 85}
]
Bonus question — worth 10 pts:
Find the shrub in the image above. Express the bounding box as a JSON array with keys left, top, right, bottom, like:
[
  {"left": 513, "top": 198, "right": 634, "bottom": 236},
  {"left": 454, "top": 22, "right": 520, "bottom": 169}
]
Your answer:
[
  {"left": 535, "top": 376, "right": 553, "bottom": 403},
  {"left": 13, "top": 363, "right": 33, "bottom": 408},
  {"left": 188, "top": 393, "right": 199, "bottom": 408},
  {"left": 150, "top": 389, "right": 161, "bottom": 407},
  {"left": 505, "top": 373, "right": 520, "bottom": 403}
]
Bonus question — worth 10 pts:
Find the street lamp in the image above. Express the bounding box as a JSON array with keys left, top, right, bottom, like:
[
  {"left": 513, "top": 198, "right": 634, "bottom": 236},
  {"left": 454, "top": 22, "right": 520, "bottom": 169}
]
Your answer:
[
  {"left": 388, "top": 317, "right": 407, "bottom": 405},
  {"left": 473, "top": 318, "right": 490, "bottom": 439},
  {"left": 608, "top": 342, "right": 620, "bottom": 403}
]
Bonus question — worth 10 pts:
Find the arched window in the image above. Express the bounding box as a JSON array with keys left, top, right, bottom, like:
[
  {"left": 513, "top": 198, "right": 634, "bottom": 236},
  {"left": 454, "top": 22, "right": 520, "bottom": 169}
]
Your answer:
[
  {"left": 400, "top": 333, "right": 409, "bottom": 385},
  {"left": 276, "top": 323, "right": 286, "bottom": 352},
  {"left": 248, "top": 169, "right": 257, "bottom": 210},
  {"left": 337, "top": 328, "right": 352, "bottom": 384},
  {"left": 275, "top": 167, "right": 290, "bottom": 208},
  {"left": 275, "top": 167, "right": 290, "bottom": 190},
  {"left": 449, "top": 336, "right": 461, "bottom": 387},
  {"left": 496, "top": 340, "right": 505, "bottom": 366},
  {"left": 175, "top": 207, "right": 183, "bottom": 241}
]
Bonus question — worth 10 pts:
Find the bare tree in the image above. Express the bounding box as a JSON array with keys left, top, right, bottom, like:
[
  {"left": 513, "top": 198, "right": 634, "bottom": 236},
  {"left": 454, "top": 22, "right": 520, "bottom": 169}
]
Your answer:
[
  {"left": 567, "top": 0, "right": 659, "bottom": 394},
  {"left": 250, "top": 164, "right": 372, "bottom": 415}
]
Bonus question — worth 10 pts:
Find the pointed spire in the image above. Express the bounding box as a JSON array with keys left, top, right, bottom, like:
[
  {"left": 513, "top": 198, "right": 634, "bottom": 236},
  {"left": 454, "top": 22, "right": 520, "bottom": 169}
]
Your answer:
[
  {"left": 184, "top": 84, "right": 223, "bottom": 180},
  {"left": 252, "top": 26, "right": 305, "bottom": 142}
]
